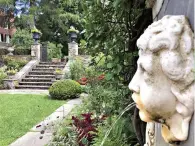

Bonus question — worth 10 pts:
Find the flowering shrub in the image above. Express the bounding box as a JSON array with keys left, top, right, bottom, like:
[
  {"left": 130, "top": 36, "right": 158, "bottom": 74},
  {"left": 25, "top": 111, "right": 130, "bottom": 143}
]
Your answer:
[
  {"left": 77, "top": 77, "right": 88, "bottom": 85},
  {"left": 77, "top": 74, "right": 105, "bottom": 85},
  {"left": 72, "top": 113, "right": 98, "bottom": 146},
  {"left": 49, "top": 112, "right": 106, "bottom": 146}
]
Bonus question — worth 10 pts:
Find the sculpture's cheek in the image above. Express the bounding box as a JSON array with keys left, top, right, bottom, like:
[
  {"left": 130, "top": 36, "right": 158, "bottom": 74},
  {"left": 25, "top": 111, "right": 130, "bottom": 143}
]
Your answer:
[{"left": 140, "top": 86, "right": 176, "bottom": 119}]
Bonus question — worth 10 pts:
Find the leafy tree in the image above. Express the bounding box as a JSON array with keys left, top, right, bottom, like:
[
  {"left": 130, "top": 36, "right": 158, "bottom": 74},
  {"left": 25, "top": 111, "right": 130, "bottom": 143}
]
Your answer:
[
  {"left": 82, "top": 0, "right": 152, "bottom": 84},
  {"left": 0, "top": 0, "right": 14, "bottom": 5},
  {"left": 35, "top": 0, "right": 84, "bottom": 55},
  {"left": 11, "top": 28, "right": 33, "bottom": 49}
]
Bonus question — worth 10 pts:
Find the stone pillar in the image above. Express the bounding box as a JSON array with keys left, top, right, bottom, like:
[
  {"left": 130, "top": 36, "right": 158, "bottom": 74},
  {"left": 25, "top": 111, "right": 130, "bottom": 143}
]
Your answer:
[
  {"left": 31, "top": 44, "right": 41, "bottom": 60},
  {"left": 6, "top": 35, "right": 10, "bottom": 43},
  {"left": 0, "top": 34, "right": 2, "bottom": 42},
  {"left": 68, "top": 41, "right": 78, "bottom": 57}
]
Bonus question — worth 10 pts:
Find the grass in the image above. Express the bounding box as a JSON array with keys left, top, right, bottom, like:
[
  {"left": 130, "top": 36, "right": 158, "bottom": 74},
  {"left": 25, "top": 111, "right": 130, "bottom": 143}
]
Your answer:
[{"left": 0, "top": 94, "right": 65, "bottom": 146}]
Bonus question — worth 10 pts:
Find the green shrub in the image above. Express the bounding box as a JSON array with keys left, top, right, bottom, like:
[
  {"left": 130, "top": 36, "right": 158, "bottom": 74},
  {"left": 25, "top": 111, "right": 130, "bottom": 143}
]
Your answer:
[
  {"left": 69, "top": 58, "right": 99, "bottom": 82},
  {"left": 48, "top": 42, "right": 63, "bottom": 60},
  {"left": 0, "top": 66, "right": 7, "bottom": 89},
  {"left": 2, "top": 56, "right": 27, "bottom": 70},
  {"left": 69, "top": 59, "right": 86, "bottom": 80},
  {"left": 49, "top": 79, "right": 82, "bottom": 100},
  {"left": 85, "top": 84, "right": 132, "bottom": 115},
  {"left": 92, "top": 116, "right": 138, "bottom": 146},
  {"left": 11, "top": 28, "right": 33, "bottom": 49},
  {"left": 14, "top": 49, "right": 31, "bottom": 55}
]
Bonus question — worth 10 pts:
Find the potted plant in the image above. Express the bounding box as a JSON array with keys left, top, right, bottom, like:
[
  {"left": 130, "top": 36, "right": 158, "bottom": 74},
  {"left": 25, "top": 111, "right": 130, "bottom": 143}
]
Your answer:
[
  {"left": 7, "top": 68, "right": 17, "bottom": 79},
  {"left": 67, "top": 26, "right": 79, "bottom": 42},
  {"left": 54, "top": 68, "right": 63, "bottom": 79},
  {"left": 31, "top": 27, "right": 42, "bottom": 44}
]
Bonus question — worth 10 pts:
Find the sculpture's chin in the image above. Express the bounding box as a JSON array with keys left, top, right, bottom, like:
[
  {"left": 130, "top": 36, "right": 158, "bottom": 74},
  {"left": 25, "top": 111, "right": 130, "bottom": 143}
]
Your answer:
[
  {"left": 132, "top": 93, "right": 153, "bottom": 122},
  {"left": 139, "top": 110, "right": 153, "bottom": 122}
]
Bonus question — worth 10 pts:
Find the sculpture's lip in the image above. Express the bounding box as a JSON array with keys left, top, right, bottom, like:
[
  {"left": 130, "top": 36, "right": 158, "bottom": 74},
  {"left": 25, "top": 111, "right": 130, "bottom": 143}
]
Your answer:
[{"left": 132, "top": 93, "right": 142, "bottom": 109}]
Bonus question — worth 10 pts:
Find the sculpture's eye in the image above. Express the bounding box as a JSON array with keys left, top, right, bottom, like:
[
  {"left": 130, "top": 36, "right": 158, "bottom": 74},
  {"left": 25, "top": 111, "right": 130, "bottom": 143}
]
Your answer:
[
  {"left": 140, "top": 64, "right": 146, "bottom": 73},
  {"left": 140, "top": 64, "right": 153, "bottom": 84}
]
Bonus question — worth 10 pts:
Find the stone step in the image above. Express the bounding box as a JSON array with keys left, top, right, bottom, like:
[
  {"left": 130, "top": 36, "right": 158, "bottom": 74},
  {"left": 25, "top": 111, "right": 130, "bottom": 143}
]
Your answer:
[
  {"left": 25, "top": 75, "right": 56, "bottom": 78},
  {"left": 16, "top": 85, "right": 50, "bottom": 89},
  {"left": 22, "top": 78, "right": 54, "bottom": 82},
  {"left": 28, "top": 71, "right": 54, "bottom": 75},
  {"left": 32, "top": 68, "right": 55, "bottom": 72},
  {"left": 39, "top": 62, "right": 65, "bottom": 65},
  {"left": 19, "top": 82, "right": 53, "bottom": 86},
  {"left": 36, "top": 65, "right": 65, "bottom": 68}
]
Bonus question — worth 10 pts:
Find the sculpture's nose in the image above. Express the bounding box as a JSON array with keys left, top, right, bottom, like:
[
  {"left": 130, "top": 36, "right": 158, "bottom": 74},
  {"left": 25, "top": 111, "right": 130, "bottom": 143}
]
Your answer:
[{"left": 128, "top": 72, "right": 140, "bottom": 93}]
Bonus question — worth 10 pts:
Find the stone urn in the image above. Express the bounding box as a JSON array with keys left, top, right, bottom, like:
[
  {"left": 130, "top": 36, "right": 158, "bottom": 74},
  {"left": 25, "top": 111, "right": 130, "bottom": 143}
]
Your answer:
[
  {"left": 52, "top": 58, "right": 61, "bottom": 63},
  {"left": 7, "top": 47, "right": 14, "bottom": 55},
  {"left": 32, "top": 32, "right": 41, "bottom": 44}
]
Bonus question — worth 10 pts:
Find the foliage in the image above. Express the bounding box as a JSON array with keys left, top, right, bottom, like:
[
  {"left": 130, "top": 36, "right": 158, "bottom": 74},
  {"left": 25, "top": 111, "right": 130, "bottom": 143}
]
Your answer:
[
  {"left": 2, "top": 56, "right": 26, "bottom": 70},
  {"left": 13, "top": 48, "right": 31, "bottom": 55},
  {"left": 49, "top": 112, "right": 105, "bottom": 146},
  {"left": 92, "top": 116, "right": 138, "bottom": 146},
  {"left": 67, "top": 26, "right": 79, "bottom": 34},
  {"left": 69, "top": 59, "right": 86, "bottom": 81},
  {"left": 92, "top": 52, "right": 107, "bottom": 68},
  {"left": 7, "top": 68, "right": 18, "bottom": 75},
  {"left": 85, "top": 83, "right": 132, "bottom": 115},
  {"left": 32, "top": 0, "right": 84, "bottom": 55},
  {"left": 49, "top": 124, "right": 78, "bottom": 146},
  {"left": 82, "top": 0, "right": 152, "bottom": 84},
  {"left": 69, "top": 58, "right": 102, "bottom": 85},
  {"left": 47, "top": 42, "right": 63, "bottom": 60},
  {"left": 31, "top": 27, "right": 42, "bottom": 34},
  {"left": 0, "top": 0, "right": 14, "bottom": 5},
  {"left": 14, "top": 14, "right": 34, "bottom": 29},
  {"left": 2, "top": 56, "right": 28, "bottom": 70},
  {"left": 11, "top": 28, "right": 33, "bottom": 49},
  {"left": 49, "top": 79, "right": 82, "bottom": 100},
  {"left": 0, "top": 66, "right": 7, "bottom": 89},
  {"left": 72, "top": 113, "right": 99, "bottom": 146},
  {"left": 79, "top": 39, "right": 87, "bottom": 55},
  {"left": 55, "top": 68, "right": 63, "bottom": 75}
]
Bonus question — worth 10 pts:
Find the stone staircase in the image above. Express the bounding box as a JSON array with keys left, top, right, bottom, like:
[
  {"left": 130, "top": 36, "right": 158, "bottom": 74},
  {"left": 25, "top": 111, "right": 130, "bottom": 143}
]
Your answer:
[{"left": 16, "top": 62, "right": 66, "bottom": 89}]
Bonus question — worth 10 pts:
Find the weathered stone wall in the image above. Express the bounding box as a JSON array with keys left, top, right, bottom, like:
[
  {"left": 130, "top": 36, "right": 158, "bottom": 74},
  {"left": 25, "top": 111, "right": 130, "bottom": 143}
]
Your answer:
[{"left": 156, "top": 0, "right": 194, "bottom": 31}]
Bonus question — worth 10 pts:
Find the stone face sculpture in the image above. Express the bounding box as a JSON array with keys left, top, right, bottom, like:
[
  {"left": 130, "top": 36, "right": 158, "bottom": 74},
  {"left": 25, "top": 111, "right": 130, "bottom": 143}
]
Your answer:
[{"left": 129, "top": 15, "right": 194, "bottom": 144}]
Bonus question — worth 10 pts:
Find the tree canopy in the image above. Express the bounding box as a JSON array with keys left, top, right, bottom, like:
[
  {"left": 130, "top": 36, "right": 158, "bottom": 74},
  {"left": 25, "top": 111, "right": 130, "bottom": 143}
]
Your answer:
[{"left": 82, "top": 0, "right": 152, "bottom": 84}]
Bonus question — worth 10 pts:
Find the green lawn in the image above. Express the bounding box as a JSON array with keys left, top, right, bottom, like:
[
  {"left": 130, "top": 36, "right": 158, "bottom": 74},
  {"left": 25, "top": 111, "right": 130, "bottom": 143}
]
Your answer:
[{"left": 0, "top": 94, "right": 65, "bottom": 146}]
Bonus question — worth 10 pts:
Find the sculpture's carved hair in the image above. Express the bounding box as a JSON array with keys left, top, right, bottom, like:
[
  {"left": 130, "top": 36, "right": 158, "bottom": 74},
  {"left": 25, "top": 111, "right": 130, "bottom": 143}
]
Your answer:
[{"left": 137, "top": 15, "right": 194, "bottom": 88}]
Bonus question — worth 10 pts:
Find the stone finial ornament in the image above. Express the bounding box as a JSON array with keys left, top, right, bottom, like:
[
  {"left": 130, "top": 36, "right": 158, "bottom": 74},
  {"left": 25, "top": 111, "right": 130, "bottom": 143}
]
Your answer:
[{"left": 129, "top": 15, "right": 194, "bottom": 144}]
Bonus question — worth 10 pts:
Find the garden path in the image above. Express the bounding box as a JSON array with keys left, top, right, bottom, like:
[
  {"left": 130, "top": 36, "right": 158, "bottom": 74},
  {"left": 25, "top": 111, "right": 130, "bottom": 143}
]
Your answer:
[
  {"left": 0, "top": 89, "right": 49, "bottom": 95},
  {"left": 9, "top": 97, "right": 83, "bottom": 146}
]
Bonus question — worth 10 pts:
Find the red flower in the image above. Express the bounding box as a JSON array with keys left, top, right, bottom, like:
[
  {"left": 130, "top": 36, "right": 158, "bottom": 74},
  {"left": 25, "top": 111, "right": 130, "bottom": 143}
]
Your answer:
[
  {"left": 98, "top": 74, "right": 105, "bottom": 80},
  {"left": 81, "top": 77, "right": 87, "bottom": 82},
  {"left": 77, "top": 77, "right": 88, "bottom": 85}
]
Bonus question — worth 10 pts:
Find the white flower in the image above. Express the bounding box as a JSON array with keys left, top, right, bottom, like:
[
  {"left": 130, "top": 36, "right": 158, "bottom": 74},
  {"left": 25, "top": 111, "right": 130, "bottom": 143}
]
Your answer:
[{"left": 100, "top": 0, "right": 110, "bottom": 6}]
